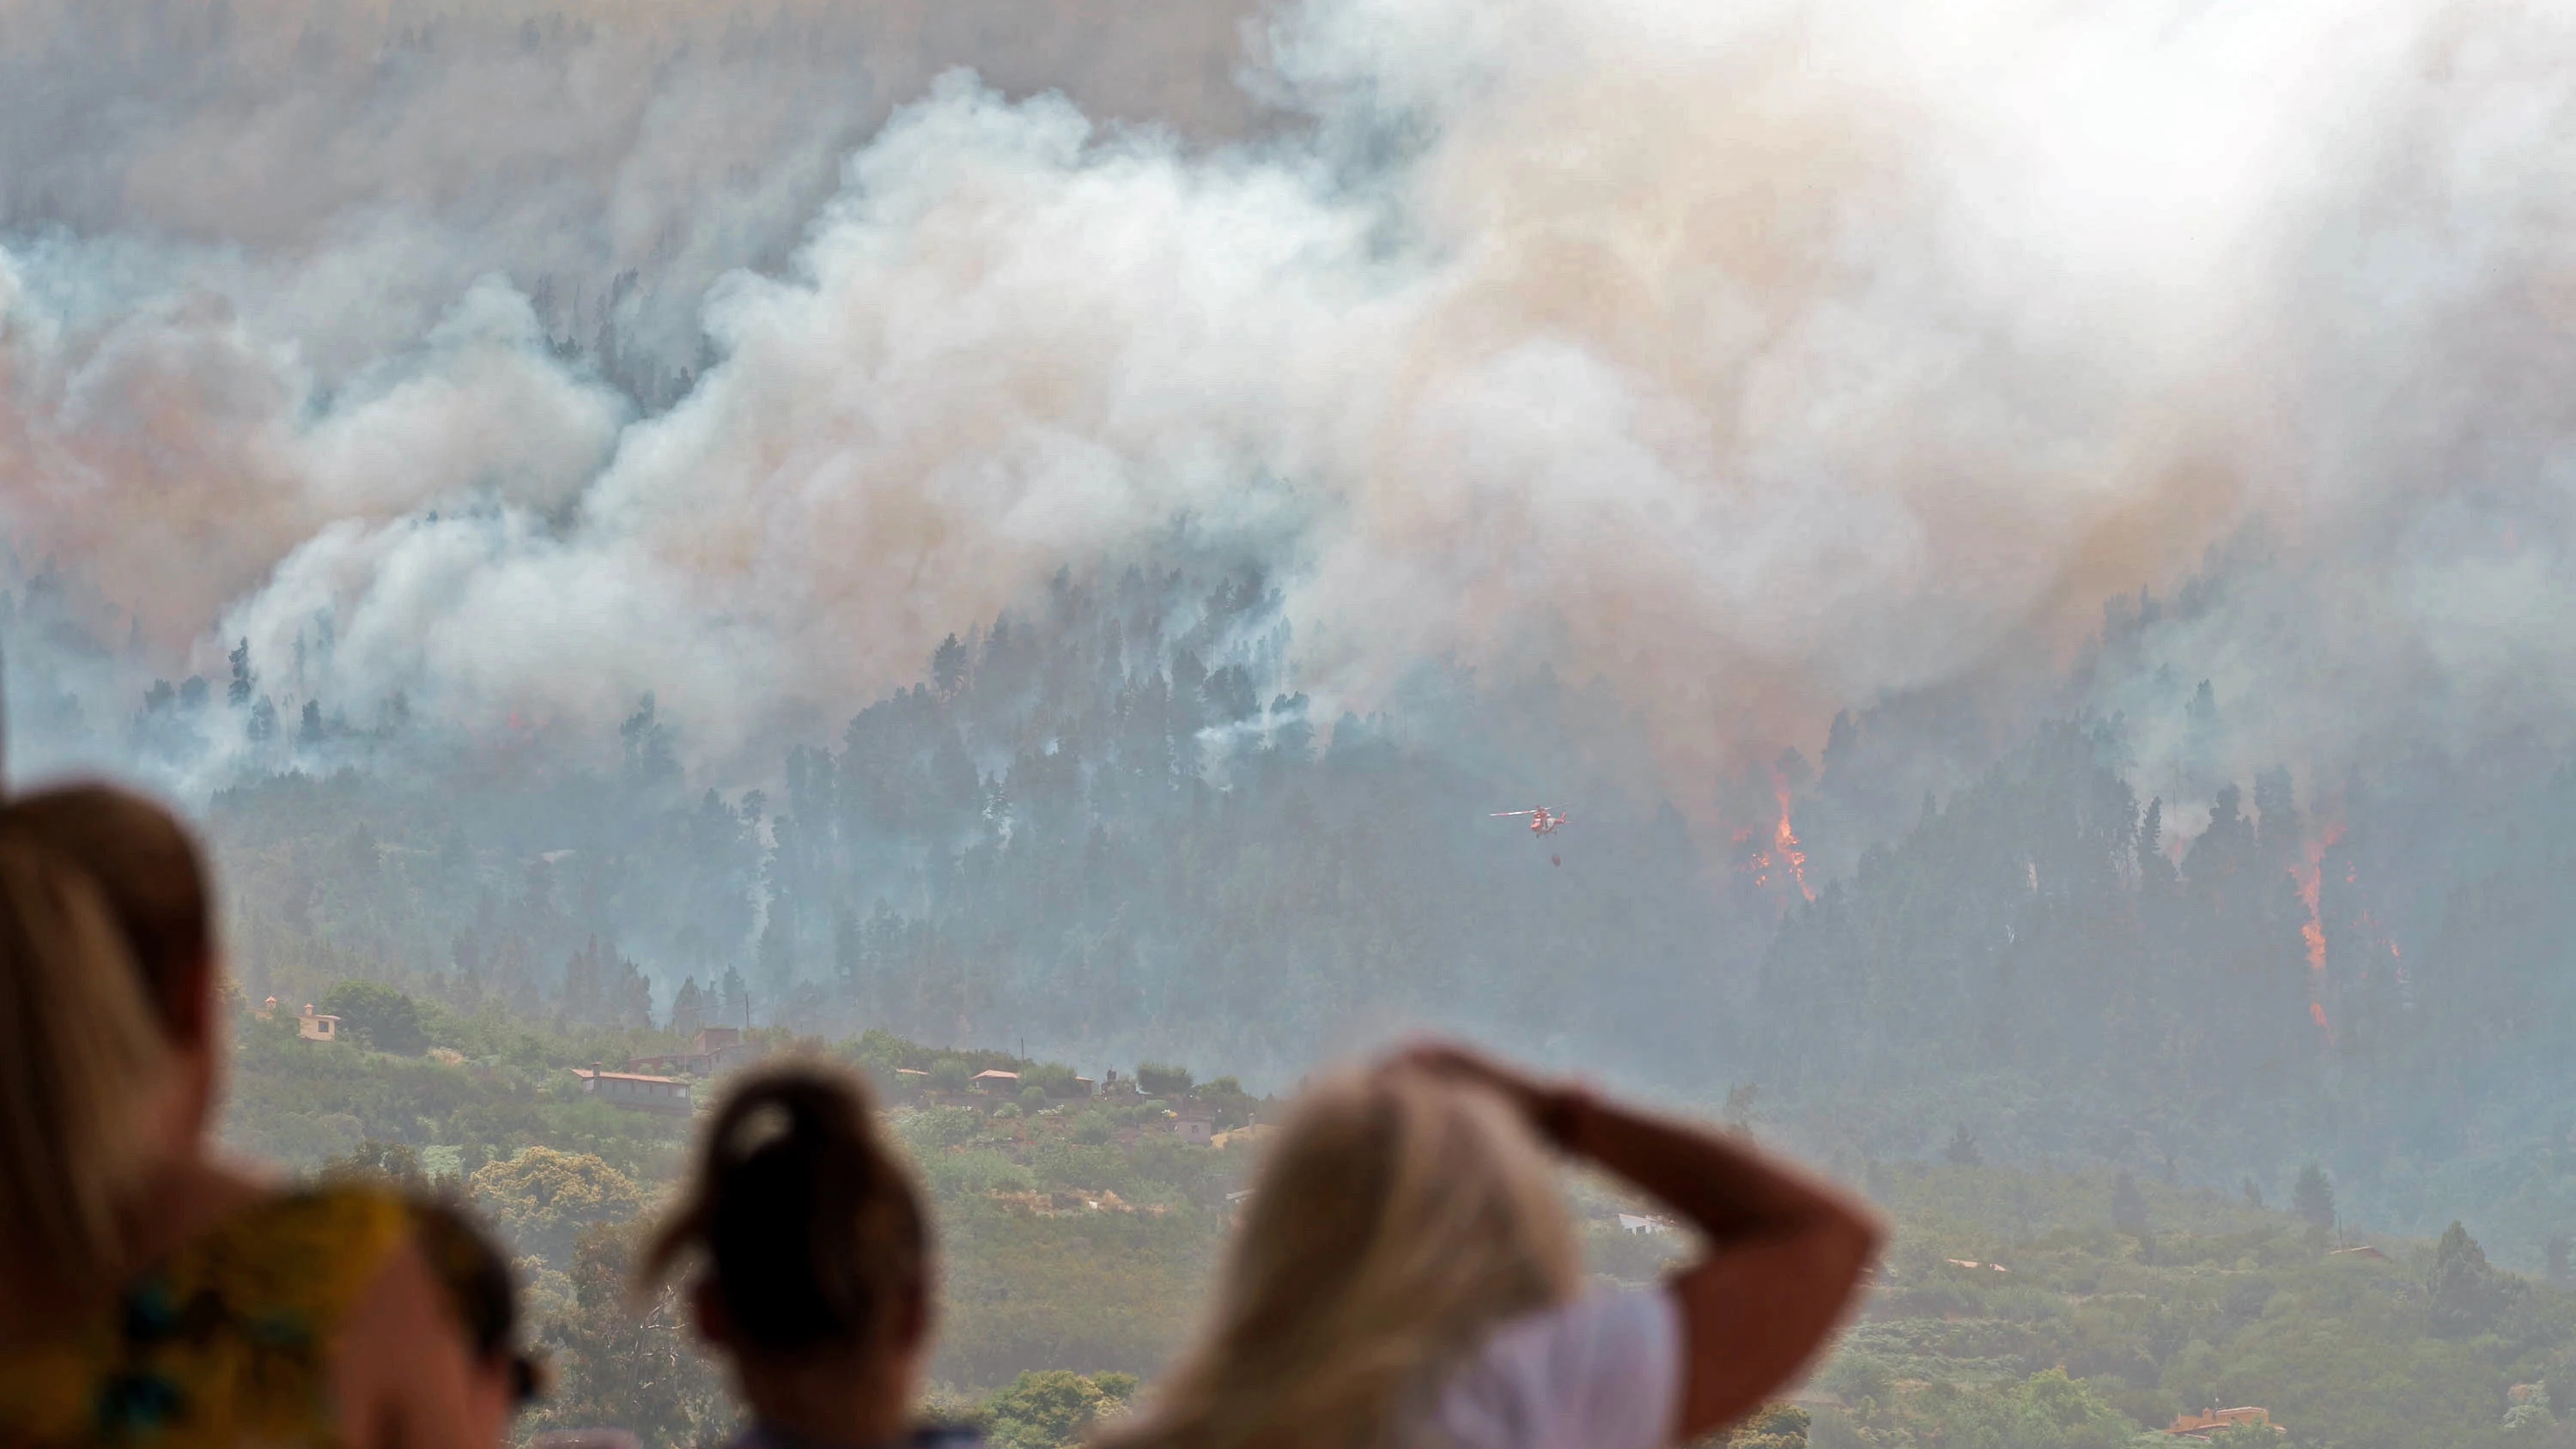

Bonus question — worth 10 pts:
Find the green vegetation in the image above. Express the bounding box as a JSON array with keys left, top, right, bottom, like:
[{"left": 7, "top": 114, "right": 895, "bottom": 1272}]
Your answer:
[
  {"left": 249, "top": 985, "right": 2576, "bottom": 1449},
  {"left": 1807, "top": 1164, "right": 2576, "bottom": 1449},
  {"left": 236, "top": 983, "right": 1261, "bottom": 1427},
  {"left": 981, "top": 1370, "right": 1141, "bottom": 1449}
]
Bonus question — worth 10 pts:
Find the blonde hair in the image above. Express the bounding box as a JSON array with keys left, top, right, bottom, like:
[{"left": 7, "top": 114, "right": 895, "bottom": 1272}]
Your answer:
[
  {"left": 1101, "top": 1064, "right": 1582, "bottom": 1449},
  {"left": 0, "top": 838, "right": 173, "bottom": 1308}
]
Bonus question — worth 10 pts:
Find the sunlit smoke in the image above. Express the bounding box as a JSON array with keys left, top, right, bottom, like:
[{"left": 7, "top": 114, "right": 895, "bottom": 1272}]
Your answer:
[{"left": 3, "top": 0, "right": 2574, "bottom": 812}]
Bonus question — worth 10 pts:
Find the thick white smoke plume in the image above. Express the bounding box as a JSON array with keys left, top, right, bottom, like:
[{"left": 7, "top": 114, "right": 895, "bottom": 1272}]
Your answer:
[{"left": 3, "top": 0, "right": 2573, "bottom": 802}]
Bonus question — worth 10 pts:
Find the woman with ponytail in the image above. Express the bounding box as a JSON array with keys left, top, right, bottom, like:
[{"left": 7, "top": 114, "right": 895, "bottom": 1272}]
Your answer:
[
  {"left": 0, "top": 784, "right": 486, "bottom": 1449},
  {"left": 645, "top": 1063, "right": 969, "bottom": 1449}
]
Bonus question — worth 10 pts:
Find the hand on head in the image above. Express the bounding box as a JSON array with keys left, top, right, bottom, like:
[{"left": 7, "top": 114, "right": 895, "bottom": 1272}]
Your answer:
[
  {"left": 1384, "top": 1039, "right": 1588, "bottom": 1151},
  {"left": 1388, "top": 1034, "right": 1887, "bottom": 1444}
]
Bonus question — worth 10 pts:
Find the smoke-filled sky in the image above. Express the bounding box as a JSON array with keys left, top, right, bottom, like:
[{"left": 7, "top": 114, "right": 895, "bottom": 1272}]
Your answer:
[{"left": 3, "top": 0, "right": 2574, "bottom": 803}]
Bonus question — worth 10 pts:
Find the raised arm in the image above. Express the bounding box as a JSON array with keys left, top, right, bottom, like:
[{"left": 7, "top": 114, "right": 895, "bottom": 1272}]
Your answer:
[{"left": 1403, "top": 1044, "right": 1886, "bottom": 1444}]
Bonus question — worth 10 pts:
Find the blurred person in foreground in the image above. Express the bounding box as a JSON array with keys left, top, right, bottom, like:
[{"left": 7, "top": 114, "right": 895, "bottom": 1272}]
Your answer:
[
  {"left": 644, "top": 1063, "right": 975, "bottom": 1449},
  {"left": 1097, "top": 1041, "right": 1885, "bottom": 1449},
  {"left": 413, "top": 1197, "right": 550, "bottom": 1444},
  {"left": 0, "top": 784, "right": 486, "bottom": 1449}
]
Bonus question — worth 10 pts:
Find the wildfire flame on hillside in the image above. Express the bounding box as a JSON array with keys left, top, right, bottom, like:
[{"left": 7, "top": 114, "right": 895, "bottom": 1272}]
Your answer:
[
  {"left": 1773, "top": 781, "right": 1814, "bottom": 904},
  {"left": 1735, "top": 773, "right": 1816, "bottom": 906},
  {"left": 2295, "top": 822, "right": 2347, "bottom": 1042}
]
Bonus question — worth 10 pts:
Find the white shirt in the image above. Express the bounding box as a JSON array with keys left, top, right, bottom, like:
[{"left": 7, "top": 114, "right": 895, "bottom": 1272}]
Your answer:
[{"left": 1427, "top": 1286, "right": 1684, "bottom": 1449}]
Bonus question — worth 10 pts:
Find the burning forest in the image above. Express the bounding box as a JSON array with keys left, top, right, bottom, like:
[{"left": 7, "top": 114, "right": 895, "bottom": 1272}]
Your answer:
[{"left": 8, "top": 0, "right": 2576, "bottom": 1444}]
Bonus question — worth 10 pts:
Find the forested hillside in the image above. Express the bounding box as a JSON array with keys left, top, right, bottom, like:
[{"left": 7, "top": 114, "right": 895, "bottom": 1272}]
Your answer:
[
  {"left": 137, "top": 564, "right": 1744, "bottom": 1082},
  {"left": 30, "top": 506, "right": 2573, "bottom": 1449},
  {"left": 48, "top": 554, "right": 2557, "bottom": 1267},
  {"left": 1751, "top": 715, "right": 2576, "bottom": 1270}
]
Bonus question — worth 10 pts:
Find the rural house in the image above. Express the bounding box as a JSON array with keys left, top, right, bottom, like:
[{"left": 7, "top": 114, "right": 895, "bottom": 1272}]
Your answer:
[
  {"left": 2167, "top": 1406, "right": 2282, "bottom": 1439},
  {"left": 574, "top": 1064, "right": 695, "bottom": 1116}
]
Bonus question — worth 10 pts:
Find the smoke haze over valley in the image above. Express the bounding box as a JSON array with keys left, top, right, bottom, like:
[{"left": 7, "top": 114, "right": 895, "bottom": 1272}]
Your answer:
[{"left": 11, "top": 0, "right": 2576, "bottom": 1280}]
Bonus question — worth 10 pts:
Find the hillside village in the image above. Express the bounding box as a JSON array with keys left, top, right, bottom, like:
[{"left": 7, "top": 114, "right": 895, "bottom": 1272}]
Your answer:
[{"left": 556, "top": 1024, "right": 1264, "bottom": 1151}]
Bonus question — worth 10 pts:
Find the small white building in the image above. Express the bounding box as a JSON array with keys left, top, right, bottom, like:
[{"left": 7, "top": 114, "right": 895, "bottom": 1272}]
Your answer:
[{"left": 1172, "top": 1102, "right": 1218, "bottom": 1145}]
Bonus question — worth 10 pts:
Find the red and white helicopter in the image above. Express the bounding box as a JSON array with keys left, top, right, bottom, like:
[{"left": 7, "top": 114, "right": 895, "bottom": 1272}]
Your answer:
[
  {"left": 1491, "top": 806, "right": 1570, "bottom": 864},
  {"left": 1491, "top": 806, "right": 1569, "bottom": 836}
]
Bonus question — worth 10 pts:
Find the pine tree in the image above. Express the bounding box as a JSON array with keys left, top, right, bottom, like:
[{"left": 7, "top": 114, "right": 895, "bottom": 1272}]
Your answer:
[
  {"left": 669, "top": 978, "right": 707, "bottom": 1039},
  {"left": 756, "top": 912, "right": 795, "bottom": 995},
  {"left": 718, "top": 965, "right": 751, "bottom": 1029},
  {"left": 2427, "top": 1221, "right": 2512, "bottom": 1336},
  {"left": 620, "top": 694, "right": 682, "bottom": 791},
  {"left": 2293, "top": 1162, "right": 2336, "bottom": 1233},
  {"left": 2186, "top": 679, "right": 2220, "bottom": 734},
  {"left": 931, "top": 632, "right": 969, "bottom": 698},
  {"left": 607, "top": 950, "right": 654, "bottom": 1032},
  {"left": 1944, "top": 1125, "right": 1982, "bottom": 1167},
  {"left": 228, "top": 637, "right": 255, "bottom": 706}
]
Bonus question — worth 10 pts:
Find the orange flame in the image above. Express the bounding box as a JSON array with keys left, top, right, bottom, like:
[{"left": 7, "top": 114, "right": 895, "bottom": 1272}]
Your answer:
[
  {"left": 2293, "top": 822, "right": 2344, "bottom": 973},
  {"left": 1731, "top": 776, "right": 1814, "bottom": 905},
  {"left": 2294, "top": 822, "right": 2344, "bottom": 1041},
  {"left": 1731, "top": 823, "right": 1772, "bottom": 890},
  {"left": 1772, "top": 779, "right": 1814, "bottom": 903}
]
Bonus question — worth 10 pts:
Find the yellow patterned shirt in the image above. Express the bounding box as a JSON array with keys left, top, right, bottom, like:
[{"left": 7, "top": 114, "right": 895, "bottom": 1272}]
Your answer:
[{"left": 0, "top": 1185, "right": 413, "bottom": 1449}]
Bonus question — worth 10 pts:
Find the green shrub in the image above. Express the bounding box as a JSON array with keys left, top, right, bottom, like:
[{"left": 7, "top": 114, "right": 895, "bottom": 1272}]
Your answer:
[
  {"left": 901, "top": 1106, "right": 982, "bottom": 1150},
  {"left": 1135, "top": 1062, "right": 1194, "bottom": 1097},
  {"left": 468, "top": 1146, "right": 643, "bottom": 1267},
  {"left": 319, "top": 979, "right": 428, "bottom": 1055}
]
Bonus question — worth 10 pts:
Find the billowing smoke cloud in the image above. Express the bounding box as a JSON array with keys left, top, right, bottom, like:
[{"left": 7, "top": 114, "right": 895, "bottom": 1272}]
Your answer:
[
  {"left": 0, "top": 0, "right": 1263, "bottom": 370},
  {"left": 3, "top": 0, "right": 2574, "bottom": 807}
]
